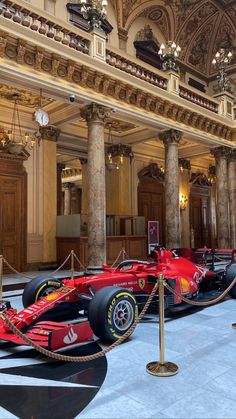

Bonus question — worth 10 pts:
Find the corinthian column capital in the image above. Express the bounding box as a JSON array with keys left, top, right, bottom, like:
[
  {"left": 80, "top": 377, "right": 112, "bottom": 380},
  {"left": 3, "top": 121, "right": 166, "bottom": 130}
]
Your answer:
[
  {"left": 210, "top": 146, "right": 231, "bottom": 159},
  {"left": 159, "top": 129, "right": 182, "bottom": 146},
  {"left": 80, "top": 103, "right": 111, "bottom": 124}
]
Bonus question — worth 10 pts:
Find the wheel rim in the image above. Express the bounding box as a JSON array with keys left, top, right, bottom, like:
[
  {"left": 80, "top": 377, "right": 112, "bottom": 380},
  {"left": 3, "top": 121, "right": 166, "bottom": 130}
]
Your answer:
[{"left": 112, "top": 300, "right": 134, "bottom": 331}]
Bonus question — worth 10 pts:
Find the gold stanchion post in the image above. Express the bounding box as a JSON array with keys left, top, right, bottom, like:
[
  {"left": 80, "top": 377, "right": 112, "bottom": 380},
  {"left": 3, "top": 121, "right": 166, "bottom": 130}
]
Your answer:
[
  {"left": 146, "top": 273, "right": 179, "bottom": 377},
  {"left": 71, "top": 250, "right": 75, "bottom": 280}
]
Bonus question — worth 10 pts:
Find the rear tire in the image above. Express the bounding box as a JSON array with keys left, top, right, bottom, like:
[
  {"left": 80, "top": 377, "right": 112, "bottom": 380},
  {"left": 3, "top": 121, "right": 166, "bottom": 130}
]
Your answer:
[
  {"left": 23, "top": 276, "right": 61, "bottom": 308},
  {"left": 88, "top": 286, "right": 138, "bottom": 342},
  {"left": 225, "top": 264, "right": 236, "bottom": 298}
]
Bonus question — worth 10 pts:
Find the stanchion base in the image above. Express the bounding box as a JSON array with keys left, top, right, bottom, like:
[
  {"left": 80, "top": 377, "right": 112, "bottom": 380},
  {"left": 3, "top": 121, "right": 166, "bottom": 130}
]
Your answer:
[
  {"left": 232, "top": 323, "right": 236, "bottom": 330},
  {"left": 146, "top": 361, "right": 179, "bottom": 377}
]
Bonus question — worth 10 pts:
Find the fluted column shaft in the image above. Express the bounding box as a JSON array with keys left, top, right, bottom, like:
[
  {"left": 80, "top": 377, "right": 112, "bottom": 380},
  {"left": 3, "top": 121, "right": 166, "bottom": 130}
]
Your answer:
[
  {"left": 160, "top": 129, "right": 182, "bottom": 249},
  {"left": 228, "top": 152, "right": 236, "bottom": 248},
  {"left": 81, "top": 104, "right": 110, "bottom": 267},
  {"left": 211, "top": 146, "right": 230, "bottom": 248}
]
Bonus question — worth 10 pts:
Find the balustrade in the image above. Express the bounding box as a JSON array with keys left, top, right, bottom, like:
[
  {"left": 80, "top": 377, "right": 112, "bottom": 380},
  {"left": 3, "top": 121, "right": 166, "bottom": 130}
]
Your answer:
[
  {"left": 179, "top": 85, "right": 218, "bottom": 113},
  {"left": 0, "top": 0, "right": 90, "bottom": 54}
]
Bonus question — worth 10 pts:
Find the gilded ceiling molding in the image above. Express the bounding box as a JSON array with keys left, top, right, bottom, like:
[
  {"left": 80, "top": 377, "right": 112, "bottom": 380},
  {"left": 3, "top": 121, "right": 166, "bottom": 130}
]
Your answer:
[
  {"left": 0, "top": 34, "right": 233, "bottom": 141},
  {"left": 0, "top": 83, "right": 51, "bottom": 107}
]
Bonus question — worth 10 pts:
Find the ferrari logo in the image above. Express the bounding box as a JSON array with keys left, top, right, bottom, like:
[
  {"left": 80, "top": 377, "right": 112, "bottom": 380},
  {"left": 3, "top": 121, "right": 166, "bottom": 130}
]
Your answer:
[{"left": 138, "top": 278, "right": 145, "bottom": 289}]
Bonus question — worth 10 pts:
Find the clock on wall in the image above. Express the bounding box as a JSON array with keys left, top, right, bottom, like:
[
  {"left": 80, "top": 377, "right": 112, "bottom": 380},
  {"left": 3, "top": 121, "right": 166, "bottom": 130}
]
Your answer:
[{"left": 34, "top": 108, "right": 49, "bottom": 126}]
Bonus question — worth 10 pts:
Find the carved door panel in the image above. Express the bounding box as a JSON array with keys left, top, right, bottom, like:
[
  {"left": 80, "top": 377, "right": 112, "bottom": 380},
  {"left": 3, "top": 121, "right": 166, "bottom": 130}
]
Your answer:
[
  {"left": 190, "top": 187, "right": 210, "bottom": 248},
  {"left": 0, "top": 177, "right": 22, "bottom": 271}
]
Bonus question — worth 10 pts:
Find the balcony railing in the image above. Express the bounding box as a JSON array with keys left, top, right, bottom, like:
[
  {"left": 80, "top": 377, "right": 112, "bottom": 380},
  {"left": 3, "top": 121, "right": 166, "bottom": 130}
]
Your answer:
[
  {"left": 0, "top": 0, "right": 90, "bottom": 54},
  {"left": 0, "top": 0, "right": 225, "bottom": 119},
  {"left": 179, "top": 85, "right": 218, "bottom": 113},
  {"left": 106, "top": 50, "right": 168, "bottom": 91}
]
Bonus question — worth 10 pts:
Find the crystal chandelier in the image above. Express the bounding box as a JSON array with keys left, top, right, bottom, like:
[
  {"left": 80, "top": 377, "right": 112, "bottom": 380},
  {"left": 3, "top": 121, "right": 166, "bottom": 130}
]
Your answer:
[
  {"left": 158, "top": 41, "right": 181, "bottom": 72},
  {"left": 78, "top": 0, "right": 108, "bottom": 30},
  {"left": 0, "top": 93, "right": 36, "bottom": 155},
  {"left": 106, "top": 123, "right": 134, "bottom": 171},
  {"left": 212, "top": 48, "right": 233, "bottom": 92}
]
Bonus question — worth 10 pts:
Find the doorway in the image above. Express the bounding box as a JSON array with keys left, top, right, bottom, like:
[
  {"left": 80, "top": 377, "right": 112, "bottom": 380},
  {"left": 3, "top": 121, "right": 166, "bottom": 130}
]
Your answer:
[{"left": 0, "top": 156, "right": 27, "bottom": 272}]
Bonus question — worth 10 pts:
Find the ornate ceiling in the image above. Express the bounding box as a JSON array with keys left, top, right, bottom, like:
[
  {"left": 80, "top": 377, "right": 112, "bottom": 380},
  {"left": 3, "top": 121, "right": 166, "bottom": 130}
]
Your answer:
[{"left": 115, "top": 0, "right": 236, "bottom": 78}]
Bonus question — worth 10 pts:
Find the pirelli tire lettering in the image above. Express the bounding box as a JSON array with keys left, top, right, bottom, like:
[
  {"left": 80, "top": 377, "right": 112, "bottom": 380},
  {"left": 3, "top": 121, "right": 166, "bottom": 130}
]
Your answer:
[
  {"left": 88, "top": 286, "right": 138, "bottom": 342},
  {"left": 22, "top": 276, "right": 61, "bottom": 308}
]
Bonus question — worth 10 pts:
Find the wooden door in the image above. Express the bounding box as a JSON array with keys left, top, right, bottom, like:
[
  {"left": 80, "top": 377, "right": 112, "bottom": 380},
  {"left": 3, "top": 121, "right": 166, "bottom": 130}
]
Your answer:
[
  {"left": 0, "top": 155, "right": 27, "bottom": 272},
  {"left": 138, "top": 179, "right": 165, "bottom": 244},
  {"left": 190, "top": 185, "right": 210, "bottom": 248}
]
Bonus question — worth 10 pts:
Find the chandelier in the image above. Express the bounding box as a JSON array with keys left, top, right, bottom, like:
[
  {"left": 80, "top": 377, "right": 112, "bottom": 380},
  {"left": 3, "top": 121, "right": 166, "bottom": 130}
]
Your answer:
[
  {"left": 78, "top": 0, "right": 108, "bottom": 30},
  {"left": 158, "top": 41, "right": 181, "bottom": 72},
  {"left": 212, "top": 48, "right": 233, "bottom": 92},
  {"left": 0, "top": 93, "right": 37, "bottom": 155},
  {"left": 106, "top": 123, "right": 134, "bottom": 171}
]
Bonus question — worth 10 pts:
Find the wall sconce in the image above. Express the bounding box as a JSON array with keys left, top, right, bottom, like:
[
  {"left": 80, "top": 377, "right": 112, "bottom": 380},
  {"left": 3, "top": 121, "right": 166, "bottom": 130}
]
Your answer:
[{"left": 179, "top": 194, "right": 188, "bottom": 210}]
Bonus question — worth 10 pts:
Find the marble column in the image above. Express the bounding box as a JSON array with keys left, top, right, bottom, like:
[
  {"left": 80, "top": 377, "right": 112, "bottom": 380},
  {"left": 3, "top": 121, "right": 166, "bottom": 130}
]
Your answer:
[
  {"left": 63, "top": 182, "right": 73, "bottom": 215},
  {"left": 81, "top": 103, "right": 110, "bottom": 267},
  {"left": 211, "top": 146, "right": 231, "bottom": 248},
  {"left": 228, "top": 150, "right": 236, "bottom": 248},
  {"left": 159, "top": 129, "right": 182, "bottom": 249}
]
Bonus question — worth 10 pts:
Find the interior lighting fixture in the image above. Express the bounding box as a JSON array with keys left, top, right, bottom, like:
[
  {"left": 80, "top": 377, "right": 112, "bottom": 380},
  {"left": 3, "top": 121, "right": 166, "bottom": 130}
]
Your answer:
[
  {"left": 158, "top": 41, "right": 181, "bottom": 72},
  {"left": 78, "top": 0, "right": 108, "bottom": 30},
  {"left": 179, "top": 194, "right": 188, "bottom": 210},
  {"left": 105, "top": 123, "right": 134, "bottom": 171},
  {"left": 212, "top": 48, "right": 233, "bottom": 92},
  {"left": 0, "top": 93, "right": 37, "bottom": 155}
]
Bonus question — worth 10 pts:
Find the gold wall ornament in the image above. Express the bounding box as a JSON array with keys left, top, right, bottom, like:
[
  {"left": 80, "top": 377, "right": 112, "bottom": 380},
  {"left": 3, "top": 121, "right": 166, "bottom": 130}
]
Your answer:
[
  {"left": 179, "top": 194, "right": 188, "bottom": 210},
  {"left": 39, "top": 125, "right": 60, "bottom": 142}
]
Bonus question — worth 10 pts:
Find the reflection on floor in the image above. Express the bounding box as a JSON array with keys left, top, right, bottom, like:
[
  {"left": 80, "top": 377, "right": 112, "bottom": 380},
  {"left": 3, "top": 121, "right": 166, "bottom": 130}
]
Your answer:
[{"left": 0, "top": 342, "right": 107, "bottom": 419}]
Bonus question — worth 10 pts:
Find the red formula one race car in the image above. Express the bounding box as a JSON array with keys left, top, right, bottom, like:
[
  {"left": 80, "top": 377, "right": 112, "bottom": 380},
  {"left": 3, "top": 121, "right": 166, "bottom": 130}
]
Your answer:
[{"left": 0, "top": 247, "right": 236, "bottom": 351}]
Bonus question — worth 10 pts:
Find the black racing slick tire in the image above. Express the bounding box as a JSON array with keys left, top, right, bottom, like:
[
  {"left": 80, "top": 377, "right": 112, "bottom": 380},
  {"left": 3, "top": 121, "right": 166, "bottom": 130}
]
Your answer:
[
  {"left": 225, "top": 264, "right": 236, "bottom": 298},
  {"left": 88, "top": 286, "right": 138, "bottom": 343},
  {"left": 22, "top": 275, "right": 61, "bottom": 308}
]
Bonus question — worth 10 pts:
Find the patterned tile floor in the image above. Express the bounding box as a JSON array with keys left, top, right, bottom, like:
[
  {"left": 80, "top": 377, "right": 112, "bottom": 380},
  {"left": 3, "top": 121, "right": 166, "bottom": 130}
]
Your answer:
[{"left": 0, "top": 274, "right": 236, "bottom": 419}]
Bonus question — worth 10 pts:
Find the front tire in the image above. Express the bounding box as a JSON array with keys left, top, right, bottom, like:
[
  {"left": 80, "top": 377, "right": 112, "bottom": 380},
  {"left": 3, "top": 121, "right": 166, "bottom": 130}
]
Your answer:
[
  {"left": 23, "top": 275, "right": 61, "bottom": 308},
  {"left": 225, "top": 264, "right": 236, "bottom": 298},
  {"left": 88, "top": 286, "right": 138, "bottom": 342}
]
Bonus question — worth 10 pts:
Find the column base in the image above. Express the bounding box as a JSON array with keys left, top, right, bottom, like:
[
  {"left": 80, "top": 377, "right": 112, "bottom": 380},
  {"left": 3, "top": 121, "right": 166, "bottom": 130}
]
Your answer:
[{"left": 146, "top": 361, "right": 179, "bottom": 377}]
